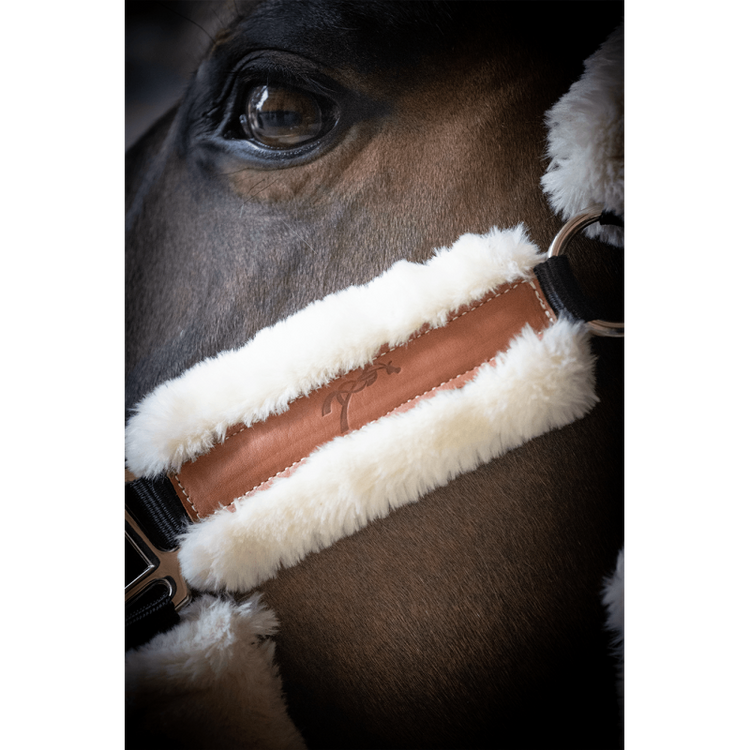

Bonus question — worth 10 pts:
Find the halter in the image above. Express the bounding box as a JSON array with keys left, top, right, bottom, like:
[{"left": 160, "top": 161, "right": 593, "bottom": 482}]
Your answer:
[{"left": 125, "top": 206, "right": 623, "bottom": 650}]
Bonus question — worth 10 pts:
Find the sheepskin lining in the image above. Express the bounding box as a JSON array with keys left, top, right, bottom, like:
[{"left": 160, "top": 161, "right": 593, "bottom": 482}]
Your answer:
[
  {"left": 169, "top": 277, "right": 556, "bottom": 521},
  {"left": 541, "top": 23, "right": 624, "bottom": 247},
  {"left": 125, "top": 226, "right": 598, "bottom": 590}
]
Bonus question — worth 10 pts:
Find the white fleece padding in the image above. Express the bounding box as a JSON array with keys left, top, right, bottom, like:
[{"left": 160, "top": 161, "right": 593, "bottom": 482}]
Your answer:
[
  {"left": 126, "top": 594, "right": 306, "bottom": 749},
  {"left": 126, "top": 225, "right": 548, "bottom": 477},
  {"left": 124, "top": 225, "right": 598, "bottom": 591},
  {"left": 602, "top": 545, "right": 628, "bottom": 747},
  {"left": 541, "top": 23, "right": 624, "bottom": 247},
  {"left": 178, "top": 317, "right": 596, "bottom": 592}
]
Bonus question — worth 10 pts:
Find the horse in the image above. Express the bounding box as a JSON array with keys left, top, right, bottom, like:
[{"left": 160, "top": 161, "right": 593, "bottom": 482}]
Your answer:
[{"left": 125, "top": 2, "right": 624, "bottom": 747}]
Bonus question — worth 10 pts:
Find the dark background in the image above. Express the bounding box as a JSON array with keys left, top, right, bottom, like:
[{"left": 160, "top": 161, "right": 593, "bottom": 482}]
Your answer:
[{"left": 125, "top": 1, "right": 227, "bottom": 149}]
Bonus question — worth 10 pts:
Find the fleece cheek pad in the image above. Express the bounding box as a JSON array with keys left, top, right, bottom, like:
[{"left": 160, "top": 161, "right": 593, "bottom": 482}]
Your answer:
[{"left": 126, "top": 224, "right": 598, "bottom": 592}]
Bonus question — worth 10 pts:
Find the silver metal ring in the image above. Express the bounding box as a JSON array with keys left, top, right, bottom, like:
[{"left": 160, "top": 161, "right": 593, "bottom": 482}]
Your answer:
[{"left": 547, "top": 205, "right": 624, "bottom": 338}]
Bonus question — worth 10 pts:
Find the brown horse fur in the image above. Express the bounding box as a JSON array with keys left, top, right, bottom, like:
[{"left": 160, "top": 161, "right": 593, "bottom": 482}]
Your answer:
[{"left": 126, "top": 2, "right": 624, "bottom": 748}]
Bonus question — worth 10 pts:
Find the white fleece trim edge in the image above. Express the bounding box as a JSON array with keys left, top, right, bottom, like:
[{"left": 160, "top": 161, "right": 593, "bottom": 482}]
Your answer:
[
  {"left": 179, "top": 317, "right": 597, "bottom": 592},
  {"left": 541, "top": 22, "right": 624, "bottom": 246},
  {"left": 602, "top": 548, "right": 624, "bottom": 738},
  {"left": 126, "top": 594, "right": 306, "bottom": 749},
  {"left": 125, "top": 225, "right": 546, "bottom": 477}
]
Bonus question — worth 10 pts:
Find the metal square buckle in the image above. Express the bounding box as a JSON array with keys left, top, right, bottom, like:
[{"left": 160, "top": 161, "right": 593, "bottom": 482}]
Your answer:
[{"left": 126, "top": 507, "right": 191, "bottom": 613}]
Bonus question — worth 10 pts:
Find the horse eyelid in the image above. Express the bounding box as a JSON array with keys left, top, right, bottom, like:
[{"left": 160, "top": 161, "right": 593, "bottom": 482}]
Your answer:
[{"left": 192, "top": 54, "right": 362, "bottom": 166}]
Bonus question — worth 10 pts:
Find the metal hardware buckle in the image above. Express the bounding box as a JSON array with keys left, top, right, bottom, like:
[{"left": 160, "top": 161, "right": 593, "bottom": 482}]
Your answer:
[
  {"left": 125, "top": 507, "right": 191, "bottom": 614},
  {"left": 547, "top": 205, "right": 624, "bottom": 338}
]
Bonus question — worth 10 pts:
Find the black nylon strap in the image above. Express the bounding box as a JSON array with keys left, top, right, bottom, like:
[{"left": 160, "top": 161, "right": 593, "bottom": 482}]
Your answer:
[
  {"left": 126, "top": 476, "right": 189, "bottom": 550},
  {"left": 534, "top": 255, "right": 599, "bottom": 323},
  {"left": 599, "top": 211, "right": 624, "bottom": 227},
  {"left": 126, "top": 580, "right": 180, "bottom": 651},
  {"left": 126, "top": 477, "right": 190, "bottom": 650},
  {"left": 535, "top": 211, "right": 623, "bottom": 323}
]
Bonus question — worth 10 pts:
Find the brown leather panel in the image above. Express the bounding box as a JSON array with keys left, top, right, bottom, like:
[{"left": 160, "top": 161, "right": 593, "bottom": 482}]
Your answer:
[{"left": 171, "top": 279, "right": 555, "bottom": 519}]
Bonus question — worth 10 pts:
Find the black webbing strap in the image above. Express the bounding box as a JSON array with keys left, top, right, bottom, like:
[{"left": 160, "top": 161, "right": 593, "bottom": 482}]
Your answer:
[
  {"left": 534, "top": 210, "right": 623, "bottom": 323},
  {"left": 126, "top": 476, "right": 189, "bottom": 550},
  {"left": 125, "top": 580, "right": 180, "bottom": 651},
  {"left": 126, "top": 477, "right": 190, "bottom": 650},
  {"left": 534, "top": 255, "right": 599, "bottom": 323},
  {"left": 599, "top": 210, "right": 624, "bottom": 228}
]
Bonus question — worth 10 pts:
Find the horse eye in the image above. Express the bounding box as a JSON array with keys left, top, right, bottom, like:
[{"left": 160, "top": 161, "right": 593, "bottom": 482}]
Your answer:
[{"left": 240, "top": 85, "right": 330, "bottom": 148}]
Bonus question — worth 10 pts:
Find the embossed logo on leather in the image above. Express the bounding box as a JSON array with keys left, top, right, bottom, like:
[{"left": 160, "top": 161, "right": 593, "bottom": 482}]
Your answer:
[{"left": 322, "top": 360, "right": 401, "bottom": 433}]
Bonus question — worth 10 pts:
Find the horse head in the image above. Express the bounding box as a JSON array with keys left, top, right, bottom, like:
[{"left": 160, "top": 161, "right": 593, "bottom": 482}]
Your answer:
[{"left": 126, "top": 2, "right": 624, "bottom": 747}]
